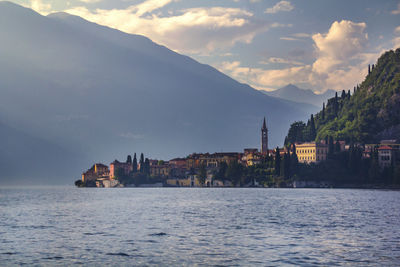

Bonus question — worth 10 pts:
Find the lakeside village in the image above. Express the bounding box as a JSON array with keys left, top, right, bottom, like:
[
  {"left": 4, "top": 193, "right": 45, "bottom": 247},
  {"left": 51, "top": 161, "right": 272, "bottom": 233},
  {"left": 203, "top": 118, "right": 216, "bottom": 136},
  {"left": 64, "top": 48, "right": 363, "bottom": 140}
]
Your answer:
[{"left": 75, "top": 117, "right": 400, "bottom": 188}]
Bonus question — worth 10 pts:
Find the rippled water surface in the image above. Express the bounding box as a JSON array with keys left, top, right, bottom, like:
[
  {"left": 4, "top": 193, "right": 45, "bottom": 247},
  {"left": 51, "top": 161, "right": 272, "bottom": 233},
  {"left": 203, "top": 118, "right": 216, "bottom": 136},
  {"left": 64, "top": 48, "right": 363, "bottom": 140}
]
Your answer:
[{"left": 1, "top": 187, "right": 400, "bottom": 266}]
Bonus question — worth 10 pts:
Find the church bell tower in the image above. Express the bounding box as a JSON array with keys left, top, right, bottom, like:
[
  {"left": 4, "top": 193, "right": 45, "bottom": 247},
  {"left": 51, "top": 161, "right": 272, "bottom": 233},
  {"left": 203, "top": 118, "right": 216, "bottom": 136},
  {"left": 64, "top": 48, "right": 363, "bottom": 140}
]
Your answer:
[{"left": 261, "top": 117, "right": 268, "bottom": 154}]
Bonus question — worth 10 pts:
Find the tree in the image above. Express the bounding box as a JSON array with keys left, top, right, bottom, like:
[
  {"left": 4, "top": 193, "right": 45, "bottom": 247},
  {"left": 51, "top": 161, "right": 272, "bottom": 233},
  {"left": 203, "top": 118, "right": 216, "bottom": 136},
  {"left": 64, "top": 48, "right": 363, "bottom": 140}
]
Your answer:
[
  {"left": 341, "top": 90, "right": 346, "bottom": 99},
  {"left": 282, "top": 152, "right": 291, "bottom": 179},
  {"left": 139, "top": 153, "right": 144, "bottom": 172},
  {"left": 126, "top": 155, "right": 132, "bottom": 164},
  {"left": 197, "top": 163, "right": 207, "bottom": 186},
  {"left": 144, "top": 158, "right": 150, "bottom": 175},
  {"left": 322, "top": 102, "right": 325, "bottom": 120},
  {"left": 290, "top": 151, "right": 299, "bottom": 177},
  {"left": 215, "top": 162, "right": 228, "bottom": 181},
  {"left": 132, "top": 153, "right": 138, "bottom": 173},
  {"left": 225, "top": 161, "right": 243, "bottom": 186},
  {"left": 368, "top": 148, "right": 380, "bottom": 182},
  {"left": 328, "top": 136, "right": 334, "bottom": 158},
  {"left": 274, "top": 147, "right": 281, "bottom": 176},
  {"left": 334, "top": 92, "right": 339, "bottom": 115},
  {"left": 285, "top": 121, "right": 306, "bottom": 145},
  {"left": 347, "top": 90, "right": 351, "bottom": 100},
  {"left": 335, "top": 141, "right": 341, "bottom": 153},
  {"left": 309, "top": 114, "right": 316, "bottom": 141}
]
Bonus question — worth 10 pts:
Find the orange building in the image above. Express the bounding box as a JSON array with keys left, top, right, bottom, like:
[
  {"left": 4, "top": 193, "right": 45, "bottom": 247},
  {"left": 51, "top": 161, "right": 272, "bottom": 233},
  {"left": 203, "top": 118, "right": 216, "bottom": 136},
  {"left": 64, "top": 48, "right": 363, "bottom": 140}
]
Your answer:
[
  {"left": 82, "top": 163, "right": 109, "bottom": 182},
  {"left": 109, "top": 160, "right": 132, "bottom": 178}
]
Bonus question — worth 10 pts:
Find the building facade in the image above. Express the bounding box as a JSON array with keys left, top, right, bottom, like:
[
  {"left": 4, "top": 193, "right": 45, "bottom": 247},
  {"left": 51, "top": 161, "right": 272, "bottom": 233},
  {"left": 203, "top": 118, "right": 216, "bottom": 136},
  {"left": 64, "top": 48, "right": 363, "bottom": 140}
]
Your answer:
[
  {"left": 82, "top": 163, "right": 109, "bottom": 182},
  {"left": 109, "top": 160, "right": 132, "bottom": 178},
  {"left": 378, "top": 146, "right": 394, "bottom": 168},
  {"left": 296, "top": 142, "right": 328, "bottom": 164}
]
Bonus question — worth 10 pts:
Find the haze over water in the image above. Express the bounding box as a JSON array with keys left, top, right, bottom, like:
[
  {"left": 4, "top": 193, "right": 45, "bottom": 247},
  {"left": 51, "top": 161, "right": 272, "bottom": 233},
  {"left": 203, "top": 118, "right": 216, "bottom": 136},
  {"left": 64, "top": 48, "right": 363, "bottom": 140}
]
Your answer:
[{"left": 1, "top": 187, "right": 400, "bottom": 265}]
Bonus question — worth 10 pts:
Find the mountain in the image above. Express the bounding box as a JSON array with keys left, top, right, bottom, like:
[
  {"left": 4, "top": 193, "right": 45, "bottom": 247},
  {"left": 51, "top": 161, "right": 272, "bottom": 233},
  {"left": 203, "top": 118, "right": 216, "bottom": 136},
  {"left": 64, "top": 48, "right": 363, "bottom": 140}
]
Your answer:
[
  {"left": 0, "top": 119, "right": 83, "bottom": 185},
  {"left": 262, "top": 84, "right": 335, "bottom": 108},
  {"left": 0, "top": 2, "right": 315, "bottom": 184},
  {"left": 285, "top": 48, "right": 400, "bottom": 145}
]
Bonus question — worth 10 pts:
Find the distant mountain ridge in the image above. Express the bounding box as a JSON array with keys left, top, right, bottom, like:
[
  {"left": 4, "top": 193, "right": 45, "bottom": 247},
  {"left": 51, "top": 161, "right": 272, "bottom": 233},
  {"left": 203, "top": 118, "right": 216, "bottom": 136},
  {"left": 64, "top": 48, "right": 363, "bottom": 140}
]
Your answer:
[
  {"left": 262, "top": 84, "right": 335, "bottom": 108},
  {"left": 0, "top": 2, "right": 315, "bottom": 184}
]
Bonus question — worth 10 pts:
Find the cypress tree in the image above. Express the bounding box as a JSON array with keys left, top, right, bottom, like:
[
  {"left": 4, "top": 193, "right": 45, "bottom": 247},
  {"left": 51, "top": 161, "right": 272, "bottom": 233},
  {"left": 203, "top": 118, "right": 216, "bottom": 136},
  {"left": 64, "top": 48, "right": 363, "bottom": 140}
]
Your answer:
[
  {"left": 341, "top": 90, "right": 346, "bottom": 99},
  {"left": 283, "top": 152, "right": 291, "bottom": 179},
  {"left": 310, "top": 114, "right": 316, "bottom": 141},
  {"left": 353, "top": 86, "right": 356, "bottom": 94},
  {"left": 335, "top": 141, "right": 341, "bottom": 153},
  {"left": 290, "top": 150, "right": 299, "bottom": 177},
  {"left": 291, "top": 143, "right": 296, "bottom": 154},
  {"left": 322, "top": 102, "right": 325, "bottom": 120},
  {"left": 126, "top": 155, "right": 132, "bottom": 164},
  {"left": 368, "top": 64, "right": 371, "bottom": 74},
  {"left": 368, "top": 148, "right": 380, "bottom": 182},
  {"left": 139, "top": 153, "right": 145, "bottom": 172},
  {"left": 347, "top": 90, "right": 351, "bottom": 100},
  {"left": 348, "top": 144, "right": 358, "bottom": 174},
  {"left": 334, "top": 92, "right": 339, "bottom": 115},
  {"left": 274, "top": 147, "right": 281, "bottom": 176},
  {"left": 144, "top": 158, "right": 150, "bottom": 175},
  {"left": 328, "top": 136, "right": 334, "bottom": 158},
  {"left": 132, "top": 153, "right": 138, "bottom": 173}
]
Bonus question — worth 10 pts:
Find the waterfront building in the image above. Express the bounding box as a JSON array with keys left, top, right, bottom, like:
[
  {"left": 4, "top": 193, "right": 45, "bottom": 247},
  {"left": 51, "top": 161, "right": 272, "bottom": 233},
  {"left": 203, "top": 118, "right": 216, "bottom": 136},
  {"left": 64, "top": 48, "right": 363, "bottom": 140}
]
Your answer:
[
  {"left": 166, "top": 175, "right": 201, "bottom": 187},
  {"left": 96, "top": 178, "right": 120, "bottom": 188},
  {"left": 186, "top": 153, "right": 240, "bottom": 169},
  {"left": 169, "top": 158, "right": 187, "bottom": 169},
  {"left": 109, "top": 160, "right": 132, "bottom": 178},
  {"left": 378, "top": 146, "right": 394, "bottom": 168},
  {"left": 82, "top": 163, "right": 109, "bottom": 182},
  {"left": 150, "top": 163, "right": 171, "bottom": 177},
  {"left": 241, "top": 149, "right": 263, "bottom": 166},
  {"left": 296, "top": 142, "right": 328, "bottom": 164},
  {"left": 261, "top": 117, "right": 268, "bottom": 154}
]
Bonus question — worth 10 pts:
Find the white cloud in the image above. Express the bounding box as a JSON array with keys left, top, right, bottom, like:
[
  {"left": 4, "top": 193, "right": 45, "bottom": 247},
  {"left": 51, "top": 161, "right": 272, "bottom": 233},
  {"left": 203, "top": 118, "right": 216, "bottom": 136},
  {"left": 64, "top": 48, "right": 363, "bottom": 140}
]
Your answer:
[
  {"left": 393, "top": 37, "right": 400, "bottom": 48},
  {"left": 29, "top": 0, "right": 52, "bottom": 15},
  {"left": 311, "top": 20, "right": 368, "bottom": 74},
  {"left": 134, "top": 0, "right": 174, "bottom": 16},
  {"left": 392, "top": 3, "right": 400, "bottom": 15},
  {"left": 292, "top": 33, "right": 311, "bottom": 38},
  {"left": 218, "top": 20, "right": 376, "bottom": 92},
  {"left": 64, "top": 4, "right": 278, "bottom": 54},
  {"left": 260, "top": 57, "right": 304, "bottom": 66},
  {"left": 79, "top": 0, "right": 102, "bottom": 3},
  {"left": 280, "top": 32, "right": 310, "bottom": 41},
  {"left": 395, "top": 26, "right": 400, "bottom": 34},
  {"left": 265, "top": 1, "right": 294, "bottom": 14}
]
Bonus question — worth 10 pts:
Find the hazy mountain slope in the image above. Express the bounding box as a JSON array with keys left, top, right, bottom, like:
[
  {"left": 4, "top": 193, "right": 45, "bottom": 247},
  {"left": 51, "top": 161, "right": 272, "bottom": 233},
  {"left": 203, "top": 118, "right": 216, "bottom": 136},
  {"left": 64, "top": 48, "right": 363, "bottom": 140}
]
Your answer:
[
  {"left": 263, "top": 84, "right": 335, "bottom": 108},
  {"left": 0, "top": 120, "right": 83, "bottom": 184},
  {"left": 0, "top": 2, "right": 314, "bottom": 183}
]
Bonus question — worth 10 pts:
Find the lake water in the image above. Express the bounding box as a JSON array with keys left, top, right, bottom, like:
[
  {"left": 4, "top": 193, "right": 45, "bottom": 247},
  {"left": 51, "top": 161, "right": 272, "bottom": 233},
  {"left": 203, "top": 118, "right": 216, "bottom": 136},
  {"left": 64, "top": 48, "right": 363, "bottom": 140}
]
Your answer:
[{"left": 1, "top": 187, "right": 400, "bottom": 266}]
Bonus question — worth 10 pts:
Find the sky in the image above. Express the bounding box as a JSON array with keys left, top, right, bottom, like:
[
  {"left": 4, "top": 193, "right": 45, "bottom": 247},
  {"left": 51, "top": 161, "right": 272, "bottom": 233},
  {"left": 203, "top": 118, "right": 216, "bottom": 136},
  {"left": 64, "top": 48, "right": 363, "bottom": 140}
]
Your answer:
[{"left": 9, "top": 0, "right": 400, "bottom": 93}]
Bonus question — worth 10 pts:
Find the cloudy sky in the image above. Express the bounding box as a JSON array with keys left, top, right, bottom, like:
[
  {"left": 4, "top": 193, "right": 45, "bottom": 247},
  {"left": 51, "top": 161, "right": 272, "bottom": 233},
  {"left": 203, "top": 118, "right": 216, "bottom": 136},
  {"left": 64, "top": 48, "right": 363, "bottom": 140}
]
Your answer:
[{"left": 10, "top": 0, "right": 400, "bottom": 92}]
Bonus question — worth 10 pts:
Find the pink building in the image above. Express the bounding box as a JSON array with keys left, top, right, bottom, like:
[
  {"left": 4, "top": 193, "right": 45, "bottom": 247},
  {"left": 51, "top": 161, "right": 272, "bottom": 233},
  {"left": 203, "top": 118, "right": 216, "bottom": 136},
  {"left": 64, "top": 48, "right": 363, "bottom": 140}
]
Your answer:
[{"left": 109, "top": 160, "right": 132, "bottom": 178}]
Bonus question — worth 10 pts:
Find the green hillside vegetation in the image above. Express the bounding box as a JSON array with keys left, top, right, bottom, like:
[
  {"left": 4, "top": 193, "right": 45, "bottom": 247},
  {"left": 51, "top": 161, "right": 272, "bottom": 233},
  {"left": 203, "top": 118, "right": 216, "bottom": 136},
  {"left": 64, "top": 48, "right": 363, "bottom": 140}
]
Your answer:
[{"left": 285, "top": 48, "right": 400, "bottom": 145}]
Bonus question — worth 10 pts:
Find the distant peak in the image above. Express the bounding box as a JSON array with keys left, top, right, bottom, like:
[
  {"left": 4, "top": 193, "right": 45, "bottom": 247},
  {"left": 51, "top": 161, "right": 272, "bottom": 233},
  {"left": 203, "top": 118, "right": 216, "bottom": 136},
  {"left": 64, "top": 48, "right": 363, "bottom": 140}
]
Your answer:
[
  {"left": 47, "top": 12, "right": 72, "bottom": 18},
  {"left": 0, "top": 1, "right": 30, "bottom": 10},
  {"left": 47, "top": 12, "right": 85, "bottom": 21}
]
